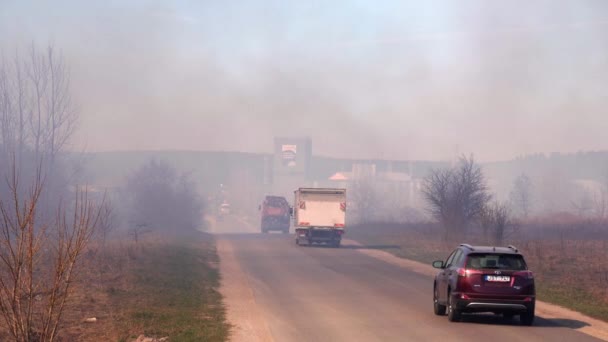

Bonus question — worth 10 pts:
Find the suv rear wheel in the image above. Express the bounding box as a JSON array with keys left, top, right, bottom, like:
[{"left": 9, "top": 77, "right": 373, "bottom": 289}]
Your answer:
[
  {"left": 447, "top": 291, "right": 461, "bottom": 322},
  {"left": 433, "top": 286, "right": 446, "bottom": 315},
  {"left": 520, "top": 305, "right": 535, "bottom": 326}
]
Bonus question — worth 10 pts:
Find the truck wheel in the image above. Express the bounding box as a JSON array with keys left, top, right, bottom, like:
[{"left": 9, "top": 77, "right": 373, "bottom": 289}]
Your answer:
[{"left": 333, "top": 240, "right": 341, "bottom": 248}]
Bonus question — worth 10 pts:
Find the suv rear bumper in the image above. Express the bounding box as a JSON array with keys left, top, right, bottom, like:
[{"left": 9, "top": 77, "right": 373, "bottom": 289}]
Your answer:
[
  {"left": 454, "top": 295, "right": 535, "bottom": 313},
  {"left": 465, "top": 302, "right": 528, "bottom": 311}
]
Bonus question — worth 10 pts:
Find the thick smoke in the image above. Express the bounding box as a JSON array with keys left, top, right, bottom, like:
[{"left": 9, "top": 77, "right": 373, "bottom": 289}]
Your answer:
[{"left": 1, "top": 0, "right": 607, "bottom": 161}]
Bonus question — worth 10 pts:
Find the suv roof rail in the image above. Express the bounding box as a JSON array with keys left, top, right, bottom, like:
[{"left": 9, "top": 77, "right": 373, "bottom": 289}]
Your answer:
[
  {"left": 507, "top": 245, "right": 519, "bottom": 252},
  {"left": 459, "top": 243, "right": 474, "bottom": 251}
]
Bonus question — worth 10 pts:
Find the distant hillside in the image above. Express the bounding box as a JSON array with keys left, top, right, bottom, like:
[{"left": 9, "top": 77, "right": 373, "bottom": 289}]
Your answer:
[
  {"left": 485, "top": 151, "right": 608, "bottom": 201},
  {"left": 77, "top": 150, "right": 608, "bottom": 205},
  {"left": 77, "top": 151, "right": 448, "bottom": 190},
  {"left": 486, "top": 151, "right": 608, "bottom": 181}
]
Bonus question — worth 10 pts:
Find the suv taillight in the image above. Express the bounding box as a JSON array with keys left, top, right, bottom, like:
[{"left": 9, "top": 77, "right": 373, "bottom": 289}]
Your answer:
[
  {"left": 456, "top": 268, "right": 467, "bottom": 289},
  {"left": 458, "top": 268, "right": 482, "bottom": 277},
  {"left": 515, "top": 271, "right": 534, "bottom": 280}
]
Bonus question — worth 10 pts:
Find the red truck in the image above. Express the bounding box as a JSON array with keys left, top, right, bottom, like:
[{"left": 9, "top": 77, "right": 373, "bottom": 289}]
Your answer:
[{"left": 259, "top": 195, "right": 292, "bottom": 233}]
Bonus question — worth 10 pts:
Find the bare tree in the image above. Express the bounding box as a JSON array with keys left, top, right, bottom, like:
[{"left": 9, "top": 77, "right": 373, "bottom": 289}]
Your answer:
[
  {"left": 509, "top": 173, "right": 533, "bottom": 219},
  {"left": 480, "top": 201, "right": 514, "bottom": 245},
  {"left": 1, "top": 45, "right": 77, "bottom": 223},
  {"left": 421, "top": 155, "right": 491, "bottom": 240},
  {"left": 0, "top": 44, "right": 76, "bottom": 161},
  {"left": 0, "top": 43, "right": 102, "bottom": 341},
  {"left": 478, "top": 203, "right": 493, "bottom": 242},
  {"left": 96, "top": 199, "right": 116, "bottom": 247}
]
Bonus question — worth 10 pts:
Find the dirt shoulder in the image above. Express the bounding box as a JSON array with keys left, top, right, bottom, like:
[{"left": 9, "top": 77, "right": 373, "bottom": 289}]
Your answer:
[
  {"left": 217, "top": 238, "right": 274, "bottom": 342},
  {"left": 344, "top": 238, "right": 608, "bottom": 341}
]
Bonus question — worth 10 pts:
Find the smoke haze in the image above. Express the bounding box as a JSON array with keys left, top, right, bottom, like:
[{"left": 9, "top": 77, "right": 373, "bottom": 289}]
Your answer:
[{"left": 2, "top": 0, "right": 607, "bottom": 161}]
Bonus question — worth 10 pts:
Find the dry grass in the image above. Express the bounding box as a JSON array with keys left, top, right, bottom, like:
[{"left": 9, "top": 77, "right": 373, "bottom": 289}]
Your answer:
[
  {"left": 517, "top": 238, "right": 608, "bottom": 319},
  {"left": 17, "top": 229, "right": 230, "bottom": 341},
  {"left": 349, "top": 220, "right": 608, "bottom": 322}
]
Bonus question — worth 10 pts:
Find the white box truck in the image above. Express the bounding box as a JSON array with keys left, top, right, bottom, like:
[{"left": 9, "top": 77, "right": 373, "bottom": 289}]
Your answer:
[{"left": 293, "top": 188, "right": 346, "bottom": 247}]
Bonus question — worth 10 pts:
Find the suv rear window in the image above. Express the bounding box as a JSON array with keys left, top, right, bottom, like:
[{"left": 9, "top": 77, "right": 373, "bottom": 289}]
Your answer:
[{"left": 465, "top": 253, "right": 527, "bottom": 271}]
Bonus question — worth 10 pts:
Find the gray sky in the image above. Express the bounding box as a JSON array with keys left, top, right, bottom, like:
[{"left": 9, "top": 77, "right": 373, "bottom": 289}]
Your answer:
[{"left": 1, "top": 0, "right": 607, "bottom": 161}]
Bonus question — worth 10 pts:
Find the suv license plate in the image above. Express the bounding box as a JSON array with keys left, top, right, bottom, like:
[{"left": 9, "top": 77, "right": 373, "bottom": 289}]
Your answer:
[{"left": 485, "top": 275, "right": 510, "bottom": 282}]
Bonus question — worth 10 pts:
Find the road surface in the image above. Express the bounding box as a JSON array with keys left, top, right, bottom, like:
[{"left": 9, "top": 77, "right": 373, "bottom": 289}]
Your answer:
[{"left": 213, "top": 217, "right": 604, "bottom": 342}]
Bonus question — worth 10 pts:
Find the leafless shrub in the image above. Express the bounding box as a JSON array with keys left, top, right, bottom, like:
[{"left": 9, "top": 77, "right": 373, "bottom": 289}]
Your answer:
[
  {"left": 0, "top": 160, "right": 105, "bottom": 341},
  {"left": 509, "top": 173, "right": 533, "bottom": 219},
  {"left": 592, "top": 170, "right": 608, "bottom": 221},
  {"left": 129, "top": 222, "right": 151, "bottom": 244},
  {"left": 479, "top": 201, "right": 516, "bottom": 245},
  {"left": 95, "top": 199, "right": 115, "bottom": 246},
  {"left": 350, "top": 178, "right": 377, "bottom": 224},
  {"left": 571, "top": 185, "right": 594, "bottom": 218},
  {"left": 421, "top": 155, "right": 491, "bottom": 240},
  {"left": 123, "top": 159, "right": 204, "bottom": 235}
]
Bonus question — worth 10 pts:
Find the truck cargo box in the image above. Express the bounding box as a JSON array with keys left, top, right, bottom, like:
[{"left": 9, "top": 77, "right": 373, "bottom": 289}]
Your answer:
[{"left": 293, "top": 188, "right": 346, "bottom": 247}]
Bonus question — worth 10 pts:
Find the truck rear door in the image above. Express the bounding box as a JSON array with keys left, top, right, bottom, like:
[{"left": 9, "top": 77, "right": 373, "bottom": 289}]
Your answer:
[{"left": 297, "top": 189, "right": 346, "bottom": 228}]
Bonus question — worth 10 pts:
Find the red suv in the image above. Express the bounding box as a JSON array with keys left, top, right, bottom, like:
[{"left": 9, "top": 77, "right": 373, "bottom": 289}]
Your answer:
[{"left": 432, "top": 244, "right": 535, "bottom": 325}]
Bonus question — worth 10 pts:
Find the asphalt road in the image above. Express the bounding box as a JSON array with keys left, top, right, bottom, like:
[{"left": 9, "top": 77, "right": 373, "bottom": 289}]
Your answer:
[{"left": 216, "top": 221, "right": 602, "bottom": 341}]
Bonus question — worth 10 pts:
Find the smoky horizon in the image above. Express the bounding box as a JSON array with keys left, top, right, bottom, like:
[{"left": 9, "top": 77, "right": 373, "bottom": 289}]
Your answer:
[{"left": 1, "top": 0, "right": 607, "bottom": 162}]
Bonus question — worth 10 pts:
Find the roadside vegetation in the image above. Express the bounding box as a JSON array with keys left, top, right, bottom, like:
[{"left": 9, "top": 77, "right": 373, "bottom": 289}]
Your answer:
[
  {"left": 68, "top": 230, "right": 229, "bottom": 342},
  {"left": 2, "top": 155, "right": 230, "bottom": 341},
  {"left": 0, "top": 42, "right": 227, "bottom": 341},
  {"left": 65, "top": 158, "right": 228, "bottom": 341},
  {"left": 0, "top": 44, "right": 110, "bottom": 341}
]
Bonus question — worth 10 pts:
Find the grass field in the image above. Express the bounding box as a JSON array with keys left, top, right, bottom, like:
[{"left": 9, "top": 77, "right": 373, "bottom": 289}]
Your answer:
[
  {"left": 349, "top": 222, "right": 608, "bottom": 322},
  {"left": 60, "top": 230, "right": 229, "bottom": 341}
]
